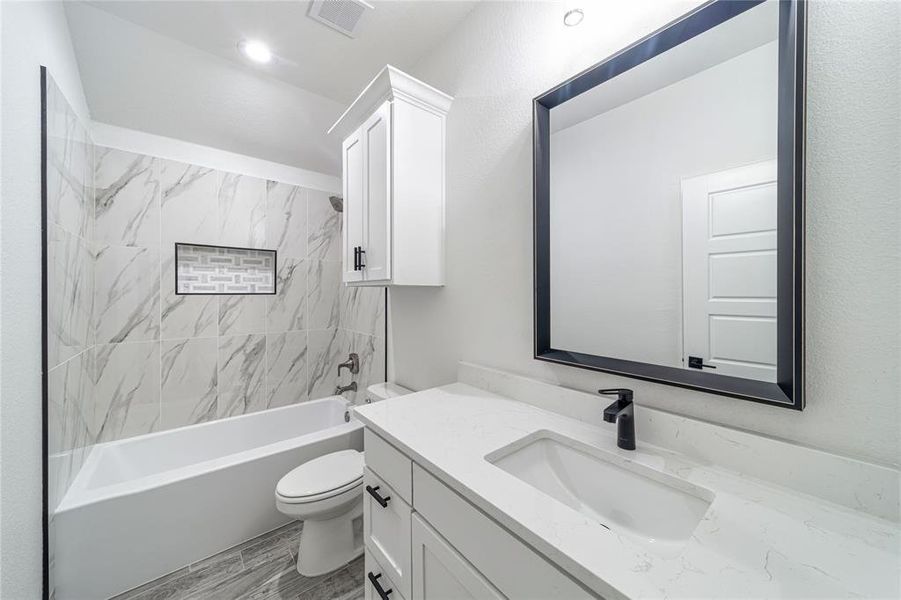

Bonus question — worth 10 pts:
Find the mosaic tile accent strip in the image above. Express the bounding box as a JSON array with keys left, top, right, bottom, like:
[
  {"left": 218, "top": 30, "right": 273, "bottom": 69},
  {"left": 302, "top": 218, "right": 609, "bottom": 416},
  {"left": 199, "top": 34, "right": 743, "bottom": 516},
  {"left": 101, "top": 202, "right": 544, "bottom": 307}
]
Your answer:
[{"left": 176, "top": 243, "right": 276, "bottom": 295}]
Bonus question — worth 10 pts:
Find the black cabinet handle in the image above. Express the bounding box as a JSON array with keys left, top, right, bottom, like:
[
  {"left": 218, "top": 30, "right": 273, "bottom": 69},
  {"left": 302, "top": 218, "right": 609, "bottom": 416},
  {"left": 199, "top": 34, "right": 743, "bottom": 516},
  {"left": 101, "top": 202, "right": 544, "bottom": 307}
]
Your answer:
[
  {"left": 365, "top": 485, "right": 390, "bottom": 508},
  {"left": 353, "top": 246, "right": 360, "bottom": 271},
  {"left": 368, "top": 572, "right": 392, "bottom": 599}
]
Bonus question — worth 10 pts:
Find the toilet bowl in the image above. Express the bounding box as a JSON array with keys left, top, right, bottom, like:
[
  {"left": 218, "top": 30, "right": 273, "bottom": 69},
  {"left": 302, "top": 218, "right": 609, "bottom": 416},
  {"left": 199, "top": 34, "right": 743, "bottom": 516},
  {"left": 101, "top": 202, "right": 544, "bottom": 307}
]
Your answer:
[
  {"left": 276, "top": 383, "right": 412, "bottom": 576},
  {"left": 276, "top": 449, "right": 364, "bottom": 577}
]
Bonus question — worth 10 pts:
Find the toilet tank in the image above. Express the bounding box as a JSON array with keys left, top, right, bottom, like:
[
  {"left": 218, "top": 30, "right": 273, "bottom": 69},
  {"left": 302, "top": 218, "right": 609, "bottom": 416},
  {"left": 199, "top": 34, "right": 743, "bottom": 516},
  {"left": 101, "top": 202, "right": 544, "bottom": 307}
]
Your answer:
[{"left": 366, "top": 382, "right": 412, "bottom": 403}]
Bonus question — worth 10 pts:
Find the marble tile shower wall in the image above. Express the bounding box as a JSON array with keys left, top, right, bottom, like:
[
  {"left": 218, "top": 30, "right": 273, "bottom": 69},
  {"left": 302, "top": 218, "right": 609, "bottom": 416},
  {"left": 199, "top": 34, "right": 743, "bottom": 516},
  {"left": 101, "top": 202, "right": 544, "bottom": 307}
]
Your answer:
[
  {"left": 90, "top": 145, "right": 386, "bottom": 444},
  {"left": 46, "top": 74, "right": 95, "bottom": 513}
]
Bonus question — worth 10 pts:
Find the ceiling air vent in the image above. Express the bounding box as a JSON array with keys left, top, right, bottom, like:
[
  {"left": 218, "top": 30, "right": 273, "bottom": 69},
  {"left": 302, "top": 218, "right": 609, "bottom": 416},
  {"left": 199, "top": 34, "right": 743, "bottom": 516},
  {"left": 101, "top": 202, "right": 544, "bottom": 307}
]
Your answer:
[{"left": 307, "top": 0, "right": 373, "bottom": 38}]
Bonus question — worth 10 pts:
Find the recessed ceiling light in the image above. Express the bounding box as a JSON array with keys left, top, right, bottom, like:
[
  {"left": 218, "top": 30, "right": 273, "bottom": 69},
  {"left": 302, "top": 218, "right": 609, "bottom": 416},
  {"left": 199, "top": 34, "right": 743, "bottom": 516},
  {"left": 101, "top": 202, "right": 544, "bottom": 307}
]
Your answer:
[
  {"left": 563, "top": 8, "right": 584, "bottom": 27},
  {"left": 238, "top": 39, "right": 272, "bottom": 64}
]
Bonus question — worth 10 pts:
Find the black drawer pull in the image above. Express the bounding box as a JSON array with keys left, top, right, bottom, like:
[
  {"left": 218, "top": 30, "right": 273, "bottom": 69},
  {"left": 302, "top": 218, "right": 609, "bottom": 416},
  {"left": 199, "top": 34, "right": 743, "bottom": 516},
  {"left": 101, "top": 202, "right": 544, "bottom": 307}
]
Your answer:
[
  {"left": 366, "top": 485, "right": 390, "bottom": 508},
  {"left": 368, "top": 572, "right": 392, "bottom": 599}
]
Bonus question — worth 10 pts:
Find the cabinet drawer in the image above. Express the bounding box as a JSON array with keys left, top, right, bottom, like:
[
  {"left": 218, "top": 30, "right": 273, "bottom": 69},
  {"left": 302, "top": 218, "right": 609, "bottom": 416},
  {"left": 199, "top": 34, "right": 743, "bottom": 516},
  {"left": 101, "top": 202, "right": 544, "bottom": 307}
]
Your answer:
[
  {"left": 364, "top": 467, "right": 412, "bottom": 599},
  {"left": 366, "top": 548, "right": 407, "bottom": 600},
  {"left": 412, "top": 464, "right": 594, "bottom": 599},
  {"left": 365, "top": 429, "right": 412, "bottom": 503},
  {"left": 411, "top": 514, "right": 504, "bottom": 600}
]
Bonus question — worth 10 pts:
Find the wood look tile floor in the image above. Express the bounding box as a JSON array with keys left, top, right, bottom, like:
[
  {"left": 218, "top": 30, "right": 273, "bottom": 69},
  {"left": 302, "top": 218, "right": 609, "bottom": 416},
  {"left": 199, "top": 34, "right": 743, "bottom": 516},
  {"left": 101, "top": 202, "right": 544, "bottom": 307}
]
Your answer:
[{"left": 112, "top": 522, "right": 364, "bottom": 600}]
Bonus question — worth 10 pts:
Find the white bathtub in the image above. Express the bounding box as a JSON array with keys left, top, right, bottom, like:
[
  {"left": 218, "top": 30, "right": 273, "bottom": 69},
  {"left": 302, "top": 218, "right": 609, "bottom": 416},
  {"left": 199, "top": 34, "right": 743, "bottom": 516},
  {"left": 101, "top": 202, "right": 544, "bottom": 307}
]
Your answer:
[{"left": 54, "top": 397, "right": 363, "bottom": 600}]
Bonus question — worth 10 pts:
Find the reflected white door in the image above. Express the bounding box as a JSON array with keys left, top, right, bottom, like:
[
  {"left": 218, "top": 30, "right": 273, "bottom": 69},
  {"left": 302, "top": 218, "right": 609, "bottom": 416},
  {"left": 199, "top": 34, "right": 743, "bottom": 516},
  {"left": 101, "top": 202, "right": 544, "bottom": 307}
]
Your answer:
[{"left": 681, "top": 160, "right": 777, "bottom": 382}]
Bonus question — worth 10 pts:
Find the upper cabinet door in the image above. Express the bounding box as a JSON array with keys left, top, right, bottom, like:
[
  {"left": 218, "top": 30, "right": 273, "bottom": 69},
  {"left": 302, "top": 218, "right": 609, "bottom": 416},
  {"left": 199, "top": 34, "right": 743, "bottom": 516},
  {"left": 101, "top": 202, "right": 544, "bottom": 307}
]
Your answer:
[
  {"left": 361, "top": 101, "right": 392, "bottom": 282},
  {"left": 343, "top": 127, "right": 364, "bottom": 283},
  {"left": 332, "top": 66, "right": 452, "bottom": 287}
]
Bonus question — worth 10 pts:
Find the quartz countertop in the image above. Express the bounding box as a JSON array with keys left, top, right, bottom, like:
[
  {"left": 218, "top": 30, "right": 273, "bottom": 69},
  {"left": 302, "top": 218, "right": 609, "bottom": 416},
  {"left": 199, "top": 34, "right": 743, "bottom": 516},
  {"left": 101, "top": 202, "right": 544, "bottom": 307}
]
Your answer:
[{"left": 354, "top": 383, "right": 900, "bottom": 599}]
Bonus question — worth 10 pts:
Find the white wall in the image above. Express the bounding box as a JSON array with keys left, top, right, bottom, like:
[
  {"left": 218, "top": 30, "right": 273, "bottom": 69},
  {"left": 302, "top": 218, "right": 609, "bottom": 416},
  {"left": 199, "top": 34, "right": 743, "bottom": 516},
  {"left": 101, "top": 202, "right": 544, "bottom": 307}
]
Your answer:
[
  {"left": 393, "top": 0, "right": 900, "bottom": 467},
  {"left": 550, "top": 42, "right": 777, "bottom": 365},
  {"left": 1, "top": 2, "right": 91, "bottom": 597}
]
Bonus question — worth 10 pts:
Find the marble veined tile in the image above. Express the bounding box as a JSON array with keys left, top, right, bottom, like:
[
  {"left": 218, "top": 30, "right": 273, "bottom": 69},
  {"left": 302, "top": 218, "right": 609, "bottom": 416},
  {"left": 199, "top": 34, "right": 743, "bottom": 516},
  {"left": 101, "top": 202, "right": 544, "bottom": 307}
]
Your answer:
[
  {"left": 307, "top": 329, "right": 351, "bottom": 401},
  {"left": 309, "top": 329, "right": 383, "bottom": 404},
  {"left": 266, "top": 331, "right": 309, "bottom": 408},
  {"left": 95, "top": 147, "right": 159, "bottom": 246},
  {"left": 219, "top": 295, "right": 266, "bottom": 336},
  {"left": 92, "top": 342, "right": 161, "bottom": 443},
  {"left": 94, "top": 244, "right": 160, "bottom": 344},
  {"left": 346, "top": 332, "right": 386, "bottom": 404},
  {"left": 48, "top": 349, "right": 93, "bottom": 455},
  {"left": 48, "top": 225, "right": 93, "bottom": 368},
  {"left": 161, "top": 337, "right": 218, "bottom": 430},
  {"left": 267, "top": 258, "right": 306, "bottom": 333},
  {"left": 47, "top": 349, "right": 93, "bottom": 511},
  {"left": 160, "top": 159, "right": 218, "bottom": 247},
  {"left": 161, "top": 254, "right": 218, "bottom": 340},
  {"left": 267, "top": 181, "right": 307, "bottom": 260},
  {"left": 308, "top": 188, "right": 341, "bottom": 261},
  {"left": 46, "top": 76, "right": 92, "bottom": 240},
  {"left": 341, "top": 284, "right": 386, "bottom": 337},
  {"left": 307, "top": 260, "right": 342, "bottom": 330},
  {"left": 219, "top": 172, "right": 266, "bottom": 249},
  {"left": 218, "top": 334, "right": 266, "bottom": 417}
]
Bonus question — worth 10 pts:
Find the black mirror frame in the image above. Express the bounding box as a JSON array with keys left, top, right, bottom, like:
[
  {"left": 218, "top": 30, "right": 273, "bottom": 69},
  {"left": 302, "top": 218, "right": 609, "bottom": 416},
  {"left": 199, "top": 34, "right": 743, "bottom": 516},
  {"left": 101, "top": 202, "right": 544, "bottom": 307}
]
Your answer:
[{"left": 533, "top": 0, "right": 806, "bottom": 409}]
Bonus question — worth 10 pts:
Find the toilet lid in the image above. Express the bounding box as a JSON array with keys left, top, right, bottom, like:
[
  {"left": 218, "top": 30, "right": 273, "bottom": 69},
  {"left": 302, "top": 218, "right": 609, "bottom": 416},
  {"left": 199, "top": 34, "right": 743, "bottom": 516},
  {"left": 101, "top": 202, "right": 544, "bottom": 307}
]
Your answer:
[{"left": 277, "top": 450, "right": 363, "bottom": 499}]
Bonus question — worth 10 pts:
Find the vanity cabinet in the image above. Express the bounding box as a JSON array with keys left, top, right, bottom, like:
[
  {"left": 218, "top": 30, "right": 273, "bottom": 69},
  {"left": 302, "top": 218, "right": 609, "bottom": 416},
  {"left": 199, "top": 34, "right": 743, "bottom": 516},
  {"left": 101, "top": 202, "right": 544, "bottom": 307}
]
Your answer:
[
  {"left": 362, "top": 428, "right": 593, "bottom": 600},
  {"left": 411, "top": 514, "right": 503, "bottom": 599},
  {"left": 331, "top": 66, "right": 452, "bottom": 287}
]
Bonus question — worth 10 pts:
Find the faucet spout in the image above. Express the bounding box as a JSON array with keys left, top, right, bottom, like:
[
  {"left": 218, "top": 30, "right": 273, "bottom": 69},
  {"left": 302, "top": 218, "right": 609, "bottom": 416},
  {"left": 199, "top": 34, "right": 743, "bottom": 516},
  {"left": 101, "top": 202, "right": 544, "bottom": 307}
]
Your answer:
[{"left": 599, "top": 388, "right": 636, "bottom": 450}]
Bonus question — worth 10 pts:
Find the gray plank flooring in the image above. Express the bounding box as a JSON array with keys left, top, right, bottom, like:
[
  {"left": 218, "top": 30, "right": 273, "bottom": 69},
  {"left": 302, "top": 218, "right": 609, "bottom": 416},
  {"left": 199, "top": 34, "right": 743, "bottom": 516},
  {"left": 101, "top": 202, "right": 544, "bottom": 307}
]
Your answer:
[{"left": 112, "top": 522, "right": 364, "bottom": 600}]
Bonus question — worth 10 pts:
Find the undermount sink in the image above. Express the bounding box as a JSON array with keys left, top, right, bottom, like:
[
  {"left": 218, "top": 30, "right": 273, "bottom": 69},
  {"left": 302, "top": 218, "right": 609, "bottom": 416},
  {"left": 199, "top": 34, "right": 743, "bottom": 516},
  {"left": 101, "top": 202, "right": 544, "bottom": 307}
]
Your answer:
[{"left": 486, "top": 430, "right": 714, "bottom": 557}]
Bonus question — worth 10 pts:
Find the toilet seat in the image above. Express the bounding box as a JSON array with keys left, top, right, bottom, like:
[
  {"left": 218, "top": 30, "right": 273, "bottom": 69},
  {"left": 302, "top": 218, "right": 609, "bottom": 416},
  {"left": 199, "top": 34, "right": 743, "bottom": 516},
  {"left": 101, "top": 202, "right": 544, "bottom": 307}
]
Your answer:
[{"left": 276, "top": 449, "right": 363, "bottom": 503}]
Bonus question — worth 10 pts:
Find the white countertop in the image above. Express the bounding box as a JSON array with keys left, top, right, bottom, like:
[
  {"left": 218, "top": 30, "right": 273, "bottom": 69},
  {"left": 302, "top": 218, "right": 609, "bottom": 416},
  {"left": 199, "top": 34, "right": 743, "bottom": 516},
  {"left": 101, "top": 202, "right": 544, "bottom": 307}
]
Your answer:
[{"left": 354, "top": 383, "right": 900, "bottom": 599}]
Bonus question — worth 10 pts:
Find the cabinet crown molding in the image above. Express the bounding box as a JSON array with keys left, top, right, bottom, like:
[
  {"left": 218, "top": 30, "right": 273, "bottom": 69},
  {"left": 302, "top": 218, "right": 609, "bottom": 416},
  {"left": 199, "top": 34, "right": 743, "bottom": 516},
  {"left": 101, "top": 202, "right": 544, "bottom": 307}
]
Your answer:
[{"left": 328, "top": 65, "right": 453, "bottom": 139}]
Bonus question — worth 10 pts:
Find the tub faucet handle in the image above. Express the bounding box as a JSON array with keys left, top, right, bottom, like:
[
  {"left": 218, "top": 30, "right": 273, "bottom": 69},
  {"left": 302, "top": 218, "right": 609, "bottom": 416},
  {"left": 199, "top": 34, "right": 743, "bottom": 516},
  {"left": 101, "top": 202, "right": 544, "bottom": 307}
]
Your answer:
[
  {"left": 338, "top": 353, "right": 360, "bottom": 376},
  {"left": 335, "top": 381, "right": 358, "bottom": 396}
]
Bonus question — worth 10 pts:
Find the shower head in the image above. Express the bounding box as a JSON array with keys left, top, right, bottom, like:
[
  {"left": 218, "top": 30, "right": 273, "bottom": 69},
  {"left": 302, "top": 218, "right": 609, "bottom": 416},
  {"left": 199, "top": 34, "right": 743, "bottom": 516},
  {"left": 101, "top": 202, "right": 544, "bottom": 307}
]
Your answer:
[{"left": 329, "top": 196, "right": 343, "bottom": 213}]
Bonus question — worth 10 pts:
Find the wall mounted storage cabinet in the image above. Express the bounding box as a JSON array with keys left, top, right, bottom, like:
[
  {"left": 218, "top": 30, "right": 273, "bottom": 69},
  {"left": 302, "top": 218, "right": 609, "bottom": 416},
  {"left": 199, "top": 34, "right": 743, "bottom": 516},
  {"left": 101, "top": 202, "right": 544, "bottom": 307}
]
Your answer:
[{"left": 330, "top": 66, "right": 452, "bottom": 286}]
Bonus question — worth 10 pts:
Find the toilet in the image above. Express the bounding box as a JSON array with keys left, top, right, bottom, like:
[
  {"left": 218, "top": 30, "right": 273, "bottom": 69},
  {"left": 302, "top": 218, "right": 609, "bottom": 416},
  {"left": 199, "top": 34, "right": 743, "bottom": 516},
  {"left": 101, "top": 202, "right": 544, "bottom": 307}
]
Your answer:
[{"left": 275, "top": 382, "right": 411, "bottom": 576}]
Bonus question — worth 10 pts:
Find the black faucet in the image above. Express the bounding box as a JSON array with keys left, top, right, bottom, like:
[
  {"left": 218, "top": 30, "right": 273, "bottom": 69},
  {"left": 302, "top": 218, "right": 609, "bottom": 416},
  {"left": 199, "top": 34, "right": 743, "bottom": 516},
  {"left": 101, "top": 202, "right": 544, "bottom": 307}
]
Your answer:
[{"left": 600, "top": 389, "right": 636, "bottom": 450}]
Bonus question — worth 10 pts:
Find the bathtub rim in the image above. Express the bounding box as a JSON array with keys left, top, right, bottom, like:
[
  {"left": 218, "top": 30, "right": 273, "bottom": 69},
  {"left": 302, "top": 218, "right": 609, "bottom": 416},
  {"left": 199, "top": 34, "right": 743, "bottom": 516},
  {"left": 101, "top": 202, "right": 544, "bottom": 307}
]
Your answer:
[{"left": 57, "top": 396, "right": 361, "bottom": 514}]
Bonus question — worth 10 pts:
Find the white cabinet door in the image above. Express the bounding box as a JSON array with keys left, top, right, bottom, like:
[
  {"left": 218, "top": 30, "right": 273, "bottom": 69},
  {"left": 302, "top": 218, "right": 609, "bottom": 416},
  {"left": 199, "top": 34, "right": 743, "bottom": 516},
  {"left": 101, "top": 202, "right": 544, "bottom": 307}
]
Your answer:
[
  {"left": 343, "top": 127, "right": 365, "bottom": 283},
  {"left": 363, "top": 468, "right": 412, "bottom": 600},
  {"left": 361, "top": 101, "right": 392, "bottom": 282},
  {"left": 411, "top": 514, "right": 504, "bottom": 600},
  {"left": 682, "top": 160, "right": 778, "bottom": 382}
]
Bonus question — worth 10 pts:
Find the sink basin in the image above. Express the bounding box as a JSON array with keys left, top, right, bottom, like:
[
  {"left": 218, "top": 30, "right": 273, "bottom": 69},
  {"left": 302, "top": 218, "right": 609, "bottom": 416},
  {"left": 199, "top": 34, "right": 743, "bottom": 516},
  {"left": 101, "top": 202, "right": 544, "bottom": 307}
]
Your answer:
[{"left": 486, "top": 430, "right": 714, "bottom": 557}]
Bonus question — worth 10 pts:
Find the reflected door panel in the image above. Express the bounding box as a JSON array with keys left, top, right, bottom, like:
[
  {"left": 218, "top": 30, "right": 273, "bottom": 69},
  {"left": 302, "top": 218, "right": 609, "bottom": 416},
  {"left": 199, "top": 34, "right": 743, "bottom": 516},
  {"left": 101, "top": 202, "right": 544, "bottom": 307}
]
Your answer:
[{"left": 681, "top": 160, "right": 777, "bottom": 382}]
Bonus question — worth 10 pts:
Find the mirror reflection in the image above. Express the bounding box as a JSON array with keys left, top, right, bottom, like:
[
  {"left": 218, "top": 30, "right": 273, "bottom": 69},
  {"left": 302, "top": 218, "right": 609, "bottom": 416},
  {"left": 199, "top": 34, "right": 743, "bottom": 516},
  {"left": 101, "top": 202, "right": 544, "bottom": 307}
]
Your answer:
[{"left": 549, "top": 1, "right": 779, "bottom": 382}]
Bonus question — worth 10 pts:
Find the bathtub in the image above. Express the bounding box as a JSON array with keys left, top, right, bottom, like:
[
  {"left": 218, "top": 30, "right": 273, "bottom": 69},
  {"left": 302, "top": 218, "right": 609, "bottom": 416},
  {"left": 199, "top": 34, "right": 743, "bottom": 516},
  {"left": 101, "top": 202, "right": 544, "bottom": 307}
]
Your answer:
[{"left": 54, "top": 397, "right": 363, "bottom": 600}]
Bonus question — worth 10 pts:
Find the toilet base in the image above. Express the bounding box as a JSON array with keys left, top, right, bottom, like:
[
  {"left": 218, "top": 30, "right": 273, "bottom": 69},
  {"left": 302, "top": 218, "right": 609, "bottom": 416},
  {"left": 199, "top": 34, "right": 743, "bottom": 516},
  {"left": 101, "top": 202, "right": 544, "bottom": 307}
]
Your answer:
[{"left": 295, "top": 505, "right": 363, "bottom": 577}]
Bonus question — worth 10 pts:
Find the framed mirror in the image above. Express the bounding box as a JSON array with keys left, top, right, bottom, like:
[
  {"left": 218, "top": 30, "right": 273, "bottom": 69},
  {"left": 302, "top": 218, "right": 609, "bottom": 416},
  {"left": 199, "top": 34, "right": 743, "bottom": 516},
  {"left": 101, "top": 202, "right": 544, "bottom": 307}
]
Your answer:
[{"left": 533, "top": 0, "right": 805, "bottom": 408}]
